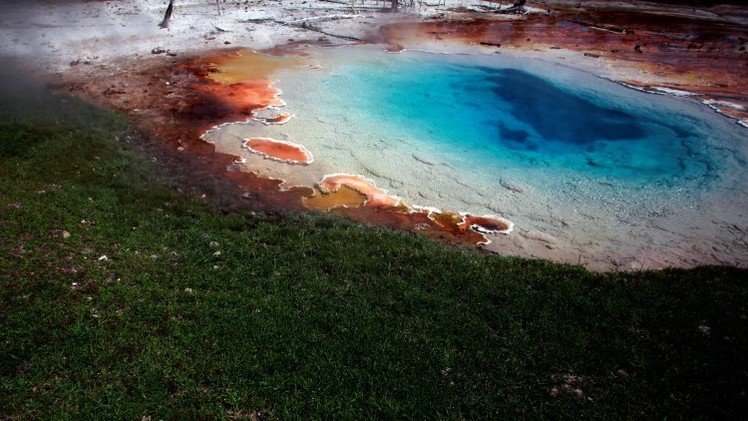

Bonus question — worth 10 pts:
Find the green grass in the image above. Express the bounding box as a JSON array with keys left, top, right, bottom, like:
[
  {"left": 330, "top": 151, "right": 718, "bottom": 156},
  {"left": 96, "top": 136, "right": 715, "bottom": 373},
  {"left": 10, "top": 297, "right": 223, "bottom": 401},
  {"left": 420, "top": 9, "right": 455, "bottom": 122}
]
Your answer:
[{"left": 0, "top": 107, "right": 746, "bottom": 419}]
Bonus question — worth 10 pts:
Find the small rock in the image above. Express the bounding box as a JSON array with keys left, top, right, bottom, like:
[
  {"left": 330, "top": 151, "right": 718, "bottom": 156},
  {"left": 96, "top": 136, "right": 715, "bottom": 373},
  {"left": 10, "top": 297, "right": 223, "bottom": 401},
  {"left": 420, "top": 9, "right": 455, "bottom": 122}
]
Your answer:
[
  {"left": 151, "top": 47, "right": 166, "bottom": 54},
  {"left": 209, "top": 241, "right": 219, "bottom": 248},
  {"left": 213, "top": 250, "right": 221, "bottom": 257},
  {"left": 184, "top": 287, "right": 193, "bottom": 294},
  {"left": 62, "top": 230, "right": 71, "bottom": 239},
  {"left": 98, "top": 255, "right": 108, "bottom": 261}
]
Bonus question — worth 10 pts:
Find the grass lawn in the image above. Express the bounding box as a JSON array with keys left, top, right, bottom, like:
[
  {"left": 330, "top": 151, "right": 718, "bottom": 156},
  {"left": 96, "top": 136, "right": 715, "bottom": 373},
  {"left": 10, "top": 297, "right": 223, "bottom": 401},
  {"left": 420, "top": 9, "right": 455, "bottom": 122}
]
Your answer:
[{"left": 0, "top": 100, "right": 746, "bottom": 419}]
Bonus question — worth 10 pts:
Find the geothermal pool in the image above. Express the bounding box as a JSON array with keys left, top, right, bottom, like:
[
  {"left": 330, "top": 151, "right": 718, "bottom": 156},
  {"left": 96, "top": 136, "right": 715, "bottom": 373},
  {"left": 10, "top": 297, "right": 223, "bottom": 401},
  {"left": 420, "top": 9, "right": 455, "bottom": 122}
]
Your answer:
[{"left": 203, "top": 46, "right": 747, "bottom": 269}]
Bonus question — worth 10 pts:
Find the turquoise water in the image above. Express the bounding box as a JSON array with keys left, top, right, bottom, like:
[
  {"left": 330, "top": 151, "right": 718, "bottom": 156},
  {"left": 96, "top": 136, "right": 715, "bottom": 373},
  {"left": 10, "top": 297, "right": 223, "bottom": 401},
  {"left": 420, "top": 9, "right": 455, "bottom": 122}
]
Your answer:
[
  {"left": 314, "top": 55, "right": 717, "bottom": 186},
  {"left": 206, "top": 47, "right": 747, "bottom": 267}
]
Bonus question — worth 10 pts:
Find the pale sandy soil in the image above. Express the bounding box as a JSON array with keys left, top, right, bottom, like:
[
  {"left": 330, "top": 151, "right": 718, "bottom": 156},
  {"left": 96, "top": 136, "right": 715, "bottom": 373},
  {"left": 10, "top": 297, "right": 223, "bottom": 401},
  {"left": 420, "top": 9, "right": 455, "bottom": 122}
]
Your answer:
[{"left": 0, "top": 0, "right": 397, "bottom": 71}]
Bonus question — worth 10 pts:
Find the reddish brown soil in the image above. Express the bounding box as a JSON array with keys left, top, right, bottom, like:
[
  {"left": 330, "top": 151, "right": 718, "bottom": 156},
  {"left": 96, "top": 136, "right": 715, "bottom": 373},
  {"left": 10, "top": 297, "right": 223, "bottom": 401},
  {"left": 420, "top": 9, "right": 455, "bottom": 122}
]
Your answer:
[{"left": 61, "top": 52, "right": 313, "bottom": 214}]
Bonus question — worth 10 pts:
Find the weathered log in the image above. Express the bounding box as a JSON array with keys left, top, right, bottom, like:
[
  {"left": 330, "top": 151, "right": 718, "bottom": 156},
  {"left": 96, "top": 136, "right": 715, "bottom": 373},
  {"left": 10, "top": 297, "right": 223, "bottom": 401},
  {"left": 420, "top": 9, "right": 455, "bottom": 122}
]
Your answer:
[{"left": 159, "top": 0, "right": 174, "bottom": 29}]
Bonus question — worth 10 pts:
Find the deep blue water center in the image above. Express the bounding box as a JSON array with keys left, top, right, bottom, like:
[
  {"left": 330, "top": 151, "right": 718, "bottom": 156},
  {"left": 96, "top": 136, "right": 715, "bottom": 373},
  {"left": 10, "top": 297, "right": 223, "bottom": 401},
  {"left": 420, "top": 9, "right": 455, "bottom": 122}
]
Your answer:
[
  {"left": 323, "top": 56, "right": 715, "bottom": 185},
  {"left": 479, "top": 67, "right": 647, "bottom": 147}
]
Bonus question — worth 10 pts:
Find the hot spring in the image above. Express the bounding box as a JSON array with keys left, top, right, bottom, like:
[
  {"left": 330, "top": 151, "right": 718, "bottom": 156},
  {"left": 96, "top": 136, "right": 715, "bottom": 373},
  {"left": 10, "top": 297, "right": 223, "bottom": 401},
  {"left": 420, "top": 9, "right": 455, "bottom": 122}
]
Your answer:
[{"left": 203, "top": 46, "right": 747, "bottom": 269}]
